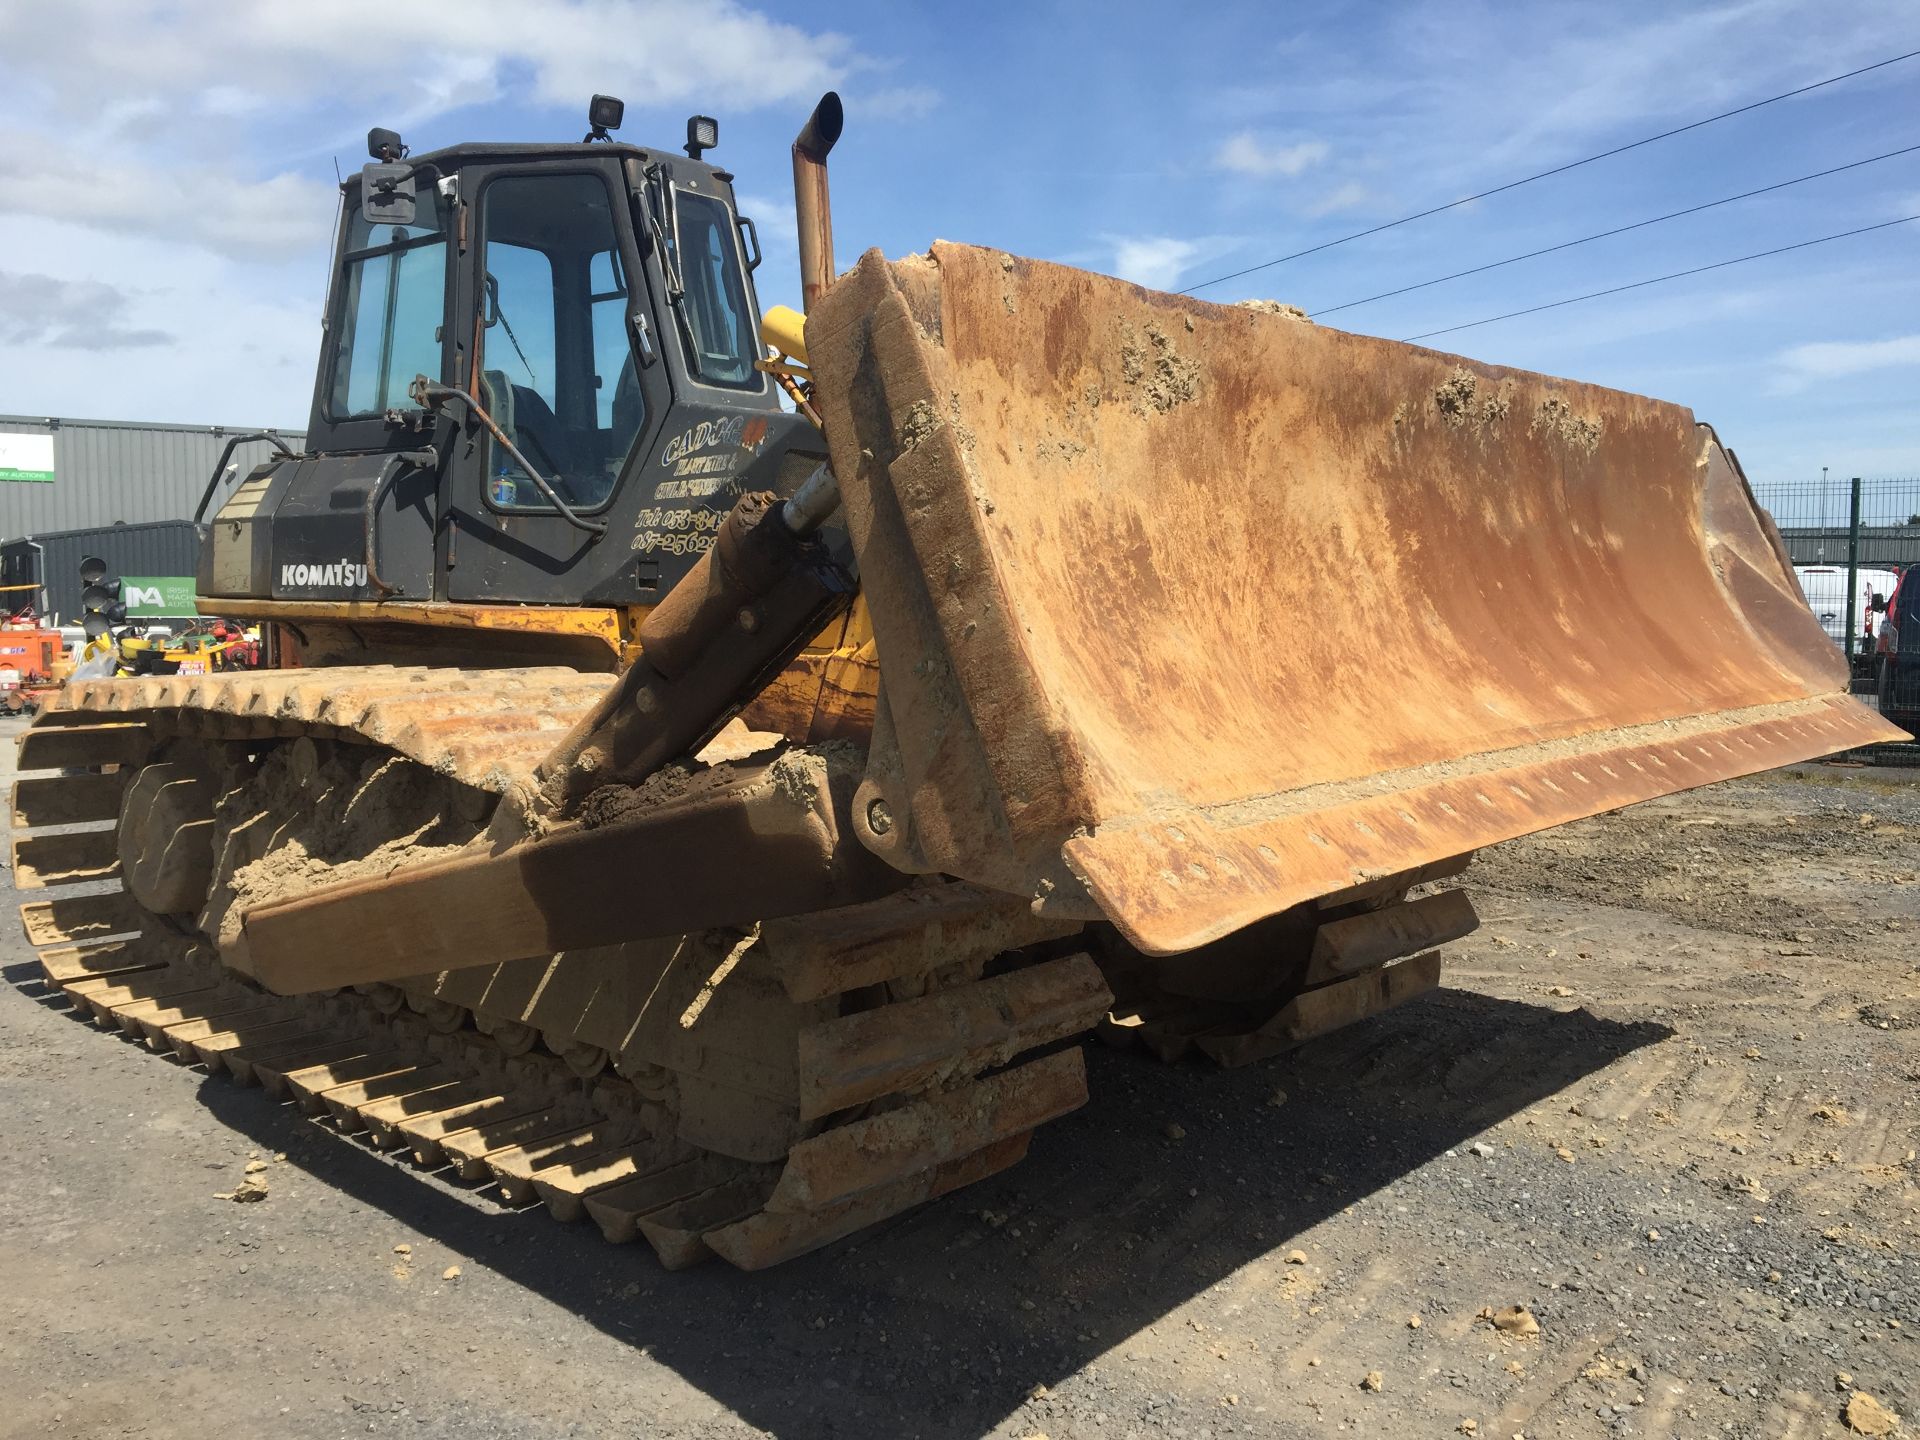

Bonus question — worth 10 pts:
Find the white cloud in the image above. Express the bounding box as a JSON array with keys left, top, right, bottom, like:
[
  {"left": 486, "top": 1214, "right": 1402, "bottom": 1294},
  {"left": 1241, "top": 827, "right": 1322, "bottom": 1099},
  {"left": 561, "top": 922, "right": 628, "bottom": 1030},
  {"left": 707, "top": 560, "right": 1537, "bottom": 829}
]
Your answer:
[
  {"left": 732, "top": 190, "right": 801, "bottom": 315},
  {"left": 1106, "top": 236, "right": 1203, "bottom": 290},
  {"left": 1213, "top": 131, "right": 1329, "bottom": 179},
  {"left": 0, "top": 0, "right": 914, "bottom": 423},
  {"left": 1772, "top": 334, "right": 1920, "bottom": 391},
  {"left": 734, "top": 193, "right": 798, "bottom": 251},
  {"left": 861, "top": 86, "right": 942, "bottom": 122},
  {"left": 1305, "top": 181, "right": 1373, "bottom": 218},
  {"left": 0, "top": 272, "right": 172, "bottom": 350},
  {"left": 0, "top": 216, "right": 322, "bottom": 427},
  {"left": 1210, "top": 0, "right": 1918, "bottom": 218},
  {"left": 0, "top": 135, "right": 336, "bottom": 262},
  {"left": 0, "top": 2, "right": 902, "bottom": 262},
  {"left": 0, "top": 0, "right": 865, "bottom": 121}
]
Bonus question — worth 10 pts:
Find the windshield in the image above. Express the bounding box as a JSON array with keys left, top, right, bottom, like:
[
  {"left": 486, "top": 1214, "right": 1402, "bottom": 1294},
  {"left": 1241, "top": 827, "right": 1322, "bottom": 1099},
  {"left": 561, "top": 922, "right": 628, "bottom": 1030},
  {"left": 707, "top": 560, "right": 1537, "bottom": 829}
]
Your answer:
[
  {"left": 328, "top": 194, "right": 447, "bottom": 418},
  {"left": 667, "top": 189, "right": 761, "bottom": 389}
]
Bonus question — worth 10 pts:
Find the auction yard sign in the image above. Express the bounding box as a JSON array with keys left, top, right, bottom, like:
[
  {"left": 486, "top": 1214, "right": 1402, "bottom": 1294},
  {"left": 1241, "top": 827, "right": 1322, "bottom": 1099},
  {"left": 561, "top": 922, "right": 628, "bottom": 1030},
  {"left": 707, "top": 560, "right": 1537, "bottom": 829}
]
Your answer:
[
  {"left": 0, "top": 432, "right": 55, "bottom": 483},
  {"left": 123, "top": 577, "right": 198, "bottom": 617}
]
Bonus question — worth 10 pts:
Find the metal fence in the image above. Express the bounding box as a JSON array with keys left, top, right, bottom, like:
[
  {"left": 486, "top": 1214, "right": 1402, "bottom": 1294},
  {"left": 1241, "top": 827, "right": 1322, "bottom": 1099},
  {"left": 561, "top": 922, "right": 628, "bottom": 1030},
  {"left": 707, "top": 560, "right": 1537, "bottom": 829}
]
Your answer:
[
  {"left": 1761, "top": 475, "right": 1920, "bottom": 570},
  {"left": 1754, "top": 475, "right": 1920, "bottom": 763}
]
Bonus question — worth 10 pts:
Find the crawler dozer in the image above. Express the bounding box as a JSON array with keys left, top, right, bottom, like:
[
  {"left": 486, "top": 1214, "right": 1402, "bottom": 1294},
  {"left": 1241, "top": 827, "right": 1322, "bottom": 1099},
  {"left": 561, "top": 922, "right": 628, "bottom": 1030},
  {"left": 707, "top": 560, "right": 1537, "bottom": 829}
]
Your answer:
[{"left": 12, "top": 94, "right": 1901, "bottom": 1269}]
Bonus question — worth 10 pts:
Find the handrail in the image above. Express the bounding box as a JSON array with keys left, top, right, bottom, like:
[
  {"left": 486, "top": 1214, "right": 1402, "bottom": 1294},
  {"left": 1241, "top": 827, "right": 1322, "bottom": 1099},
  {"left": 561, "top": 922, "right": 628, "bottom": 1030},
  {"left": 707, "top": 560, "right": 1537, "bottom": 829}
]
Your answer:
[{"left": 193, "top": 430, "right": 297, "bottom": 524}]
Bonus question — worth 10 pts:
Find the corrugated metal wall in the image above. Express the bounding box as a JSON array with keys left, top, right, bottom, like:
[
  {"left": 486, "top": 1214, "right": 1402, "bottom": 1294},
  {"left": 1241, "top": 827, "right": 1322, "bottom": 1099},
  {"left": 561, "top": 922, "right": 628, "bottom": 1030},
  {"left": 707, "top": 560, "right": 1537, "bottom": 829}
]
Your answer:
[
  {"left": 0, "top": 414, "right": 304, "bottom": 535},
  {"left": 1, "top": 521, "right": 204, "bottom": 623}
]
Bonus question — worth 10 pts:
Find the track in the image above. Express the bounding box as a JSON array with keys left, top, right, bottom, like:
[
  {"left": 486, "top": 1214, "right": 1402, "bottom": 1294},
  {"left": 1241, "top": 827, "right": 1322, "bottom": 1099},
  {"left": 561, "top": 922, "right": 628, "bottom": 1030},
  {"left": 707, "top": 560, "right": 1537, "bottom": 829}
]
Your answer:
[
  {"left": 23, "top": 937, "right": 1101, "bottom": 1267},
  {"left": 10, "top": 670, "right": 1111, "bottom": 1269}
]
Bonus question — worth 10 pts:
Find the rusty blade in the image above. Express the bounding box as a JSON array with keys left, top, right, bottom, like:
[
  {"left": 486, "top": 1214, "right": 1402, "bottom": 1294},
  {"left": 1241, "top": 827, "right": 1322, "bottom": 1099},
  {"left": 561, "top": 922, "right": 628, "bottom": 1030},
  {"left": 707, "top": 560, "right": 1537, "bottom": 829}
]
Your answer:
[{"left": 806, "top": 243, "right": 1905, "bottom": 955}]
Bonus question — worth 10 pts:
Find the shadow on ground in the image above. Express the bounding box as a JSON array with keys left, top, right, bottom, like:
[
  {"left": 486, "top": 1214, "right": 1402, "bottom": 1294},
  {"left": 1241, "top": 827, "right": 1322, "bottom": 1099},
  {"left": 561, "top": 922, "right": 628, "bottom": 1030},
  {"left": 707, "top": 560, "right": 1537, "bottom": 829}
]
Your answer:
[{"left": 5, "top": 965, "right": 1668, "bottom": 1440}]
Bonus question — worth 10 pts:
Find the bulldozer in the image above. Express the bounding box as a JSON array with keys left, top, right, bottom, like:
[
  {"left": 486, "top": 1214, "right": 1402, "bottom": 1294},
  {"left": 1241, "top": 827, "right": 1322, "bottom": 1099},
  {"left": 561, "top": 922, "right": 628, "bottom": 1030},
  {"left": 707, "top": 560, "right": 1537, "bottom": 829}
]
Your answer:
[{"left": 10, "top": 92, "right": 1901, "bottom": 1270}]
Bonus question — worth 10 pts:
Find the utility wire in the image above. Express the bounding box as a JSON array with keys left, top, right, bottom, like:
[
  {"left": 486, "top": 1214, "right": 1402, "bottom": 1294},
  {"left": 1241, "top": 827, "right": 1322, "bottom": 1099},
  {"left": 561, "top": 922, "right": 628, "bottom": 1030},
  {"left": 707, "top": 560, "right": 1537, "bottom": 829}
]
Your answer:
[
  {"left": 1310, "top": 143, "right": 1920, "bottom": 317},
  {"left": 1179, "top": 47, "right": 1920, "bottom": 295},
  {"left": 1401, "top": 215, "right": 1919, "bottom": 342}
]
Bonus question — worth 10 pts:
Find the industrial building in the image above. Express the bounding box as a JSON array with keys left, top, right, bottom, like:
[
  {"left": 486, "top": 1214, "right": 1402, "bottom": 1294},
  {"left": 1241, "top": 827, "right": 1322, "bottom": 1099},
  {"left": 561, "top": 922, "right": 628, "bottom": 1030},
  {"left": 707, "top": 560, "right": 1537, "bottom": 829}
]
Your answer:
[
  {"left": 0, "top": 520, "right": 203, "bottom": 626},
  {"left": 0, "top": 413, "right": 302, "bottom": 622}
]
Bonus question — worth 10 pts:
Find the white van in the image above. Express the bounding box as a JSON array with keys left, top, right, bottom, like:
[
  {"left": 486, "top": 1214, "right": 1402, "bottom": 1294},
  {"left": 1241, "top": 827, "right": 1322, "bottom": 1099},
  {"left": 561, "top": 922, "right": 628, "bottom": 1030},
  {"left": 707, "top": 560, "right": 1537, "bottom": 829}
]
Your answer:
[{"left": 1794, "top": 564, "right": 1901, "bottom": 650}]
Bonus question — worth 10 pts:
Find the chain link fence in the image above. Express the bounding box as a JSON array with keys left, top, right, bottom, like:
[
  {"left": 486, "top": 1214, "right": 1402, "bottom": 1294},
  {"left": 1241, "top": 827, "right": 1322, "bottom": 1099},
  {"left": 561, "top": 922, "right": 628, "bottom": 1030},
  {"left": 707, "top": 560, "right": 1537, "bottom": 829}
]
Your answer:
[{"left": 1755, "top": 475, "right": 1920, "bottom": 764}]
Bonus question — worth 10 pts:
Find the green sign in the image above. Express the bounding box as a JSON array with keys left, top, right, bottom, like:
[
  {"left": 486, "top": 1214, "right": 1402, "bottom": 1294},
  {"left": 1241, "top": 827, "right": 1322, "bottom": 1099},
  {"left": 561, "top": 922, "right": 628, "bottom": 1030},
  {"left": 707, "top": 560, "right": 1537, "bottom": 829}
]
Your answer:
[
  {"left": 122, "top": 576, "right": 198, "bottom": 618},
  {"left": 0, "top": 432, "right": 54, "bottom": 483}
]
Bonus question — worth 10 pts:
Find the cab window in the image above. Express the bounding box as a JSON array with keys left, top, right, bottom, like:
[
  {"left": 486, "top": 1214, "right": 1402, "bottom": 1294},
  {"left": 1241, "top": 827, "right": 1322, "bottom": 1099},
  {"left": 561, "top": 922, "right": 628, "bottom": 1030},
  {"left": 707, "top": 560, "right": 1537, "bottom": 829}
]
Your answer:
[
  {"left": 668, "top": 189, "right": 761, "bottom": 389},
  {"left": 478, "top": 172, "right": 645, "bottom": 513},
  {"left": 329, "top": 198, "right": 447, "bottom": 417}
]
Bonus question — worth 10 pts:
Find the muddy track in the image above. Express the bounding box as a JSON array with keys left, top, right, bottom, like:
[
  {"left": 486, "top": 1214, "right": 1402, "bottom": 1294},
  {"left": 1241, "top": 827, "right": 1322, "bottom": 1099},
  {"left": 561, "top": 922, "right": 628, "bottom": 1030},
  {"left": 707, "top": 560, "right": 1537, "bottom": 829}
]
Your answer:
[
  {"left": 10, "top": 680, "right": 1114, "bottom": 1269},
  {"left": 24, "top": 937, "right": 1101, "bottom": 1268}
]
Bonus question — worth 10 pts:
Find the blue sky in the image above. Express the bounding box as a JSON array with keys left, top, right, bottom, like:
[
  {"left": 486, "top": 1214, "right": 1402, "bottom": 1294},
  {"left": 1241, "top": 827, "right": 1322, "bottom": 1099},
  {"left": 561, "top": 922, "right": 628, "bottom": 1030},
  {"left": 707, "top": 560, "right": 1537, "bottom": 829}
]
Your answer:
[{"left": 0, "top": 0, "right": 1913, "bottom": 491}]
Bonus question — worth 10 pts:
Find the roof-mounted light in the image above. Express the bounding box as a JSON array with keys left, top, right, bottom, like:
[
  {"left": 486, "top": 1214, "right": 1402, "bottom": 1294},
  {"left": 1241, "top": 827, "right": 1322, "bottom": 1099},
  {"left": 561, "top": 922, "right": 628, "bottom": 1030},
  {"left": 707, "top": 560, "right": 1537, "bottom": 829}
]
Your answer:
[
  {"left": 586, "top": 94, "right": 625, "bottom": 142},
  {"left": 685, "top": 114, "right": 718, "bottom": 159}
]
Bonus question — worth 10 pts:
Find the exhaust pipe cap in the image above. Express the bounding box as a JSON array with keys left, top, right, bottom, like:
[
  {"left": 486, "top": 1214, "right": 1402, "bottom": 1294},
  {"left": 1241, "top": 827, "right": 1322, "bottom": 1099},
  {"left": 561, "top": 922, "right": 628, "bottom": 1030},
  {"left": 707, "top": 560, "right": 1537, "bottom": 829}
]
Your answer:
[{"left": 795, "top": 92, "right": 843, "bottom": 162}]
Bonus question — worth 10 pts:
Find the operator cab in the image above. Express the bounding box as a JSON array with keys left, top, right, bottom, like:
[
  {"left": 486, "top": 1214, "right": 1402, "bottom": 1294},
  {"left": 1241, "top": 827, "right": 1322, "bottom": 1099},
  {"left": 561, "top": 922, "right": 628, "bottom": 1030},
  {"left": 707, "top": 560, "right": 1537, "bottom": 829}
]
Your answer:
[{"left": 202, "top": 98, "right": 824, "bottom": 626}]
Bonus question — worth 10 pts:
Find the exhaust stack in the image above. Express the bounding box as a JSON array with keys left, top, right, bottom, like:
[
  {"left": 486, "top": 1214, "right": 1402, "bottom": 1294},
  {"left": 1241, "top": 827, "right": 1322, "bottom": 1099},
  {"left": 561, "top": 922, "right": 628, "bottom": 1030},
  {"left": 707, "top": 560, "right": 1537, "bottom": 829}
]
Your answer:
[{"left": 792, "top": 92, "right": 843, "bottom": 312}]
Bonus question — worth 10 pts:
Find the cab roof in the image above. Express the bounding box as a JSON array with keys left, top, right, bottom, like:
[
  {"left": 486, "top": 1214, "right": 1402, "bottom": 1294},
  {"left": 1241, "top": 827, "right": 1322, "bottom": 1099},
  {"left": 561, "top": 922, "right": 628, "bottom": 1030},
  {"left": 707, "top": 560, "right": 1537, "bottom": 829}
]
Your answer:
[{"left": 341, "top": 141, "right": 737, "bottom": 195}]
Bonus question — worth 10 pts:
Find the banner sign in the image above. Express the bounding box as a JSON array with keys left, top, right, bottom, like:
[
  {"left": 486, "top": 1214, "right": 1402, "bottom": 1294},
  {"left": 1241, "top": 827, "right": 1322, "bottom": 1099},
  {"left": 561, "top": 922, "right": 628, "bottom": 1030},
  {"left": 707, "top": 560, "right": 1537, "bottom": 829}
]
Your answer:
[
  {"left": 0, "top": 432, "right": 55, "bottom": 483},
  {"left": 122, "top": 576, "right": 198, "bottom": 617}
]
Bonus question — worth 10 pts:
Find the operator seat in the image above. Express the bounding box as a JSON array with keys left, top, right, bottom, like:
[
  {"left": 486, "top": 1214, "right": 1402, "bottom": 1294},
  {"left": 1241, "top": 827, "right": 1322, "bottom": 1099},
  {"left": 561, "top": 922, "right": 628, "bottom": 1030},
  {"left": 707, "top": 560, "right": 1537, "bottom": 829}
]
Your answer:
[{"left": 505, "top": 383, "right": 575, "bottom": 493}]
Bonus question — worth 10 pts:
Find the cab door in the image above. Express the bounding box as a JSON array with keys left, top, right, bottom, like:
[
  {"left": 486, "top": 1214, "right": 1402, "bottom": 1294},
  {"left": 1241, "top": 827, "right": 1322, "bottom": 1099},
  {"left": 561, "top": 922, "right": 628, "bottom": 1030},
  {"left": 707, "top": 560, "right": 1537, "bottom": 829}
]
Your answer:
[{"left": 444, "top": 161, "right": 668, "bottom": 606}]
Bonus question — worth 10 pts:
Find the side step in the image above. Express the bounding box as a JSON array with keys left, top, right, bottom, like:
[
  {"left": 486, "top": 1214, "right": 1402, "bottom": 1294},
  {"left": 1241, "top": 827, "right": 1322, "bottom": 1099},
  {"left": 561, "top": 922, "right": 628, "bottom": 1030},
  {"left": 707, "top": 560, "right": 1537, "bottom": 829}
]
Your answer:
[
  {"left": 707, "top": 1133, "right": 1030, "bottom": 1271},
  {"left": 771, "top": 1050, "right": 1085, "bottom": 1213},
  {"left": 13, "top": 828, "right": 121, "bottom": 888},
  {"left": 11, "top": 771, "right": 130, "bottom": 828},
  {"left": 21, "top": 891, "right": 146, "bottom": 949}
]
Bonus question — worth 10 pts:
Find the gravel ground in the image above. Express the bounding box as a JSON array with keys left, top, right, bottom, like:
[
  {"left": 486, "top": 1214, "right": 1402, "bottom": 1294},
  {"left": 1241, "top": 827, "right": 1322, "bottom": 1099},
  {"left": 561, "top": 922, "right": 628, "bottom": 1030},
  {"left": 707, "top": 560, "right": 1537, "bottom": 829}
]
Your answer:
[{"left": 1, "top": 718, "right": 1915, "bottom": 1439}]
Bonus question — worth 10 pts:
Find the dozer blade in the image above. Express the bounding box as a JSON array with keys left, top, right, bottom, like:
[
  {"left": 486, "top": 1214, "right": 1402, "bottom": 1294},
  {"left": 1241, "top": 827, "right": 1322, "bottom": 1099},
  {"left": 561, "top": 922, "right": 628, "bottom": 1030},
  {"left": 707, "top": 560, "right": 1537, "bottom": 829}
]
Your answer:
[{"left": 806, "top": 243, "right": 1904, "bottom": 955}]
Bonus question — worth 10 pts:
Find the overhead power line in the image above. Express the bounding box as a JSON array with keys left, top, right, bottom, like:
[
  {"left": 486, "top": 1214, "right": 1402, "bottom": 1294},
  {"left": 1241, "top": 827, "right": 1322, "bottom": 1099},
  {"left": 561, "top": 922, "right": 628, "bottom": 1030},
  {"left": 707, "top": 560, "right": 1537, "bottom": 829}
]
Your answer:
[
  {"left": 1400, "top": 214, "right": 1919, "bottom": 342},
  {"left": 1311, "top": 142, "right": 1920, "bottom": 318},
  {"left": 1179, "top": 47, "right": 1920, "bottom": 296}
]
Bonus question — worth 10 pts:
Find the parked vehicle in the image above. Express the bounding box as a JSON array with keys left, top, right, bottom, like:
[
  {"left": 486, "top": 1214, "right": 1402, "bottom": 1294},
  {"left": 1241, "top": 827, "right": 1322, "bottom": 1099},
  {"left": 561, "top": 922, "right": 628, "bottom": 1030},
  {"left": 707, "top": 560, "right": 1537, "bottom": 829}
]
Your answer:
[
  {"left": 1877, "top": 568, "right": 1920, "bottom": 736},
  {"left": 0, "top": 615, "right": 71, "bottom": 713},
  {"left": 1794, "top": 564, "right": 1900, "bottom": 673}
]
